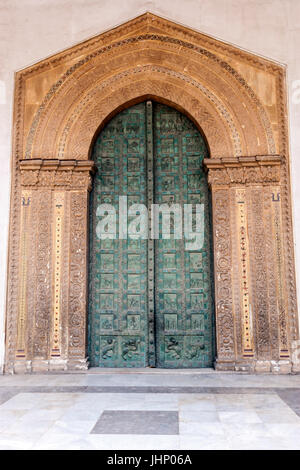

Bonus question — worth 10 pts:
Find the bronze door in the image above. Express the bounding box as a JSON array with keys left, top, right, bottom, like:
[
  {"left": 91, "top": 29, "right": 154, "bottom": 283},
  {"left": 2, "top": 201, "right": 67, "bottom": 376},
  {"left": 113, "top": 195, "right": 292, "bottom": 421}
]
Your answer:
[{"left": 89, "top": 101, "right": 214, "bottom": 367}]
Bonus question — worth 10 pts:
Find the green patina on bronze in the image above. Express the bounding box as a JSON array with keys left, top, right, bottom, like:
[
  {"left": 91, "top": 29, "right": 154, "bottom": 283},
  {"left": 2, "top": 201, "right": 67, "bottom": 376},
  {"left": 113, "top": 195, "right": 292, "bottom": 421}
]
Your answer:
[{"left": 89, "top": 101, "right": 214, "bottom": 367}]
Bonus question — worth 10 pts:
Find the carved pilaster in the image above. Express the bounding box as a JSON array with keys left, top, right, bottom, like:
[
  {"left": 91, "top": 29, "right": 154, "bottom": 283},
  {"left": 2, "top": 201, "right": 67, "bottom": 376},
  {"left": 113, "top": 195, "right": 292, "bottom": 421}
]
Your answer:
[
  {"left": 212, "top": 189, "right": 236, "bottom": 368},
  {"left": 271, "top": 186, "right": 290, "bottom": 359},
  {"left": 16, "top": 159, "right": 95, "bottom": 372},
  {"left": 15, "top": 190, "right": 32, "bottom": 360},
  {"left": 50, "top": 192, "right": 64, "bottom": 358},
  {"left": 11, "top": 153, "right": 293, "bottom": 373},
  {"left": 68, "top": 191, "right": 89, "bottom": 369},
  {"left": 247, "top": 186, "right": 270, "bottom": 359},
  {"left": 204, "top": 155, "right": 291, "bottom": 372},
  {"left": 32, "top": 190, "right": 52, "bottom": 361},
  {"left": 263, "top": 188, "right": 280, "bottom": 360},
  {"left": 235, "top": 188, "right": 254, "bottom": 358}
]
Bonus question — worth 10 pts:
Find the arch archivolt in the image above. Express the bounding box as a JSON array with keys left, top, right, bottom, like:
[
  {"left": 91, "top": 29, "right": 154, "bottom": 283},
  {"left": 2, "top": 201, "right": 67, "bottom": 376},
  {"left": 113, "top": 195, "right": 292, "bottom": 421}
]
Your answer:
[
  {"left": 27, "top": 36, "right": 274, "bottom": 160},
  {"left": 6, "top": 13, "right": 298, "bottom": 373},
  {"left": 62, "top": 73, "right": 237, "bottom": 159}
]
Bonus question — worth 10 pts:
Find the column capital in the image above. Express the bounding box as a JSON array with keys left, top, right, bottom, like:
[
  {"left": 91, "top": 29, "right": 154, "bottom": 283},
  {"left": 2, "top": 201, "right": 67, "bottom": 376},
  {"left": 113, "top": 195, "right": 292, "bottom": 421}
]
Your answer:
[
  {"left": 19, "top": 159, "right": 96, "bottom": 191},
  {"left": 203, "top": 155, "right": 281, "bottom": 187}
]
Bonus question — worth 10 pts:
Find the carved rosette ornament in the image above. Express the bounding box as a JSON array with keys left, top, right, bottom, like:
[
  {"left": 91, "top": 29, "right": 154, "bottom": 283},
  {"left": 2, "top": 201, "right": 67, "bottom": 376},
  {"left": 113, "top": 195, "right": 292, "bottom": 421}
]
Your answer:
[
  {"left": 13, "top": 159, "right": 95, "bottom": 372},
  {"left": 204, "top": 155, "right": 292, "bottom": 372}
]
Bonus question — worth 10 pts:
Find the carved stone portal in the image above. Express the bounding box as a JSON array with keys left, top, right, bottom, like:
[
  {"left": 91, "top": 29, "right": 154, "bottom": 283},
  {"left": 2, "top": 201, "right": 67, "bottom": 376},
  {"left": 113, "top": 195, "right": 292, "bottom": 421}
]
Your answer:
[{"left": 5, "top": 13, "right": 299, "bottom": 373}]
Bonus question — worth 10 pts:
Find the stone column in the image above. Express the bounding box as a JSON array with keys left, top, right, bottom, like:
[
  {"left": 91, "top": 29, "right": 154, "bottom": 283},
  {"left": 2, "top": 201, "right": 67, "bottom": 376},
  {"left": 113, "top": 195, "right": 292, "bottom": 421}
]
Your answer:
[
  {"left": 204, "top": 156, "right": 291, "bottom": 373},
  {"left": 14, "top": 159, "right": 95, "bottom": 372}
]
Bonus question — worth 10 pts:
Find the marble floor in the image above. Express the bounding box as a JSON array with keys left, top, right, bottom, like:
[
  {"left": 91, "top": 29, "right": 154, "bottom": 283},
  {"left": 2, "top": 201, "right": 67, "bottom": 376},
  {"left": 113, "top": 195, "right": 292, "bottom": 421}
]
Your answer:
[{"left": 0, "top": 370, "right": 300, "bottom": 450}]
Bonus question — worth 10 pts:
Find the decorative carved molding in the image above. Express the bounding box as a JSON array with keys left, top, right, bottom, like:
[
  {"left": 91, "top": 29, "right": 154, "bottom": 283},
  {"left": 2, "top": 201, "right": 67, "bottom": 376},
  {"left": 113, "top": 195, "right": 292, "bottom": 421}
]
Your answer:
[
  {"left": 210, "top": 155, "right": 291, "bottom": 371},
  {"left": 204, "top": 156, "right": 281, "bottom": 186},
  {"left": 15, "top": 190, "right": 32, "bottom": 359},
  {"left": 56, "top": 65, "right": 243, "bottom": 159},
  {"left": 24, "top": 34, "right": 275, "bottom": 160},
  {"left": 213, "top": 189, "right": 235, "bottom": 365},
  {"left": 235, "top": 188, "right": 254, "bottom": 357},
  {"left": 5, "top": 13, "right": 298, "bottom": 373},
  {"left": 262, "top": 188, "right": 280, "bottom": 360},
  {"left": 32, "top": 190, "right": 52, "bottom": 359},
  {"left": 68, "top": 191, "right": 88, "bottom": 364},
  {"left": 51, "top": 192, "right": 64, "bottom": 358},
  {"left": 247, "top": 187, "right": 270, "bottom": 358},
  {"left": 271, "top": 187, "right": 290, "bottom": 357},
  {"left": 20, "top": 159, "right": 96, "bottom": 191}
]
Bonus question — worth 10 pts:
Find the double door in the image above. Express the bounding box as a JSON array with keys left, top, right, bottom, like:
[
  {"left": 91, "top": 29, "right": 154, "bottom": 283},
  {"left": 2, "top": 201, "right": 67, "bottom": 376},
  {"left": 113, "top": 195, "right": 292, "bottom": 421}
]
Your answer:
[{"left": 89, "top": 101, "right": 214, "bottom": 367}]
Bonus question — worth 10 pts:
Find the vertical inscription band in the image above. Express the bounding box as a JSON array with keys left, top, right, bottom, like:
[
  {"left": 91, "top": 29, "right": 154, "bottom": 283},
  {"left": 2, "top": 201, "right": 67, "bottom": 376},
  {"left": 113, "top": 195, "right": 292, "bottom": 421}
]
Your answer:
[
  {"left": 51, "top": 192, "right": 64, "bottom": 357},
  {"left": 235, "top": 189, "right": 254, "bottom": 357},
  {"left": 16, "top": 191, "right": 31, "bottom": 358}
]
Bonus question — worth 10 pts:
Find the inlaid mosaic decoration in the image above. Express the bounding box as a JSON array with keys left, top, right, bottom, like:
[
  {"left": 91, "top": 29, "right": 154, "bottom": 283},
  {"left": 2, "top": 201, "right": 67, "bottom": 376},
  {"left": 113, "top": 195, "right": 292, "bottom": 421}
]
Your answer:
[{"left": 5, "top": 13, "right": 299, "bottom": 373}]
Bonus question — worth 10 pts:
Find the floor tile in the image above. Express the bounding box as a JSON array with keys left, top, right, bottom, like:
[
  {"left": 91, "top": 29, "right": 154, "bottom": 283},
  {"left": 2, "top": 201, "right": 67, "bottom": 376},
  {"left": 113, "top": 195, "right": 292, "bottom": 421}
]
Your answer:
[
  {"left": 227, "top": 435, "right": 294, "bottom": 450},
  {"left": 87, "top": 434, "right": 180, "bottom": 450},
  {"left": 91, "top": 410, "right": 179, "bottom": 435},
  {"left": 0, "top": 393, "right": 43, "bottom": 410},
  {"left": 178, "top": 395, "right": 217, "bottom": 411},
  {"left": 0, "top": 434, "right": 39, "bottom": 450},
  {"left": 179, "top": 435, "right": 230, "bottom": 450},
  {"left": 257, "top": 409, "right": 300, "bottom": 424},
  {"left": 47, "top": 420, "right": 96, "bottom": 435},
  {"left": 221, "top": 422, "right": 269, "bottom": 438},
  {"left": 218, "top": 411, "right": 262, "bottom": 424},
  {"left": 265, "top": 422, "right": 300, "bottom": 437},
  {"left": 180, "top": 410, "right": 219, "bottom": 424},
  {"left": 32, "top": 433, "right": 91, "bottom": 450},
  {"left": 179, "top": 421, "right": 224, "bottom": 436},
  {"left": 0, "top": 409, "right": 27, "bottom": 420},
  {"left": 0, "top": 373, "right": 300, "bottom": 449},
  {"left": 60, "top": 408, "right": 103, "bottom": 421}
]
